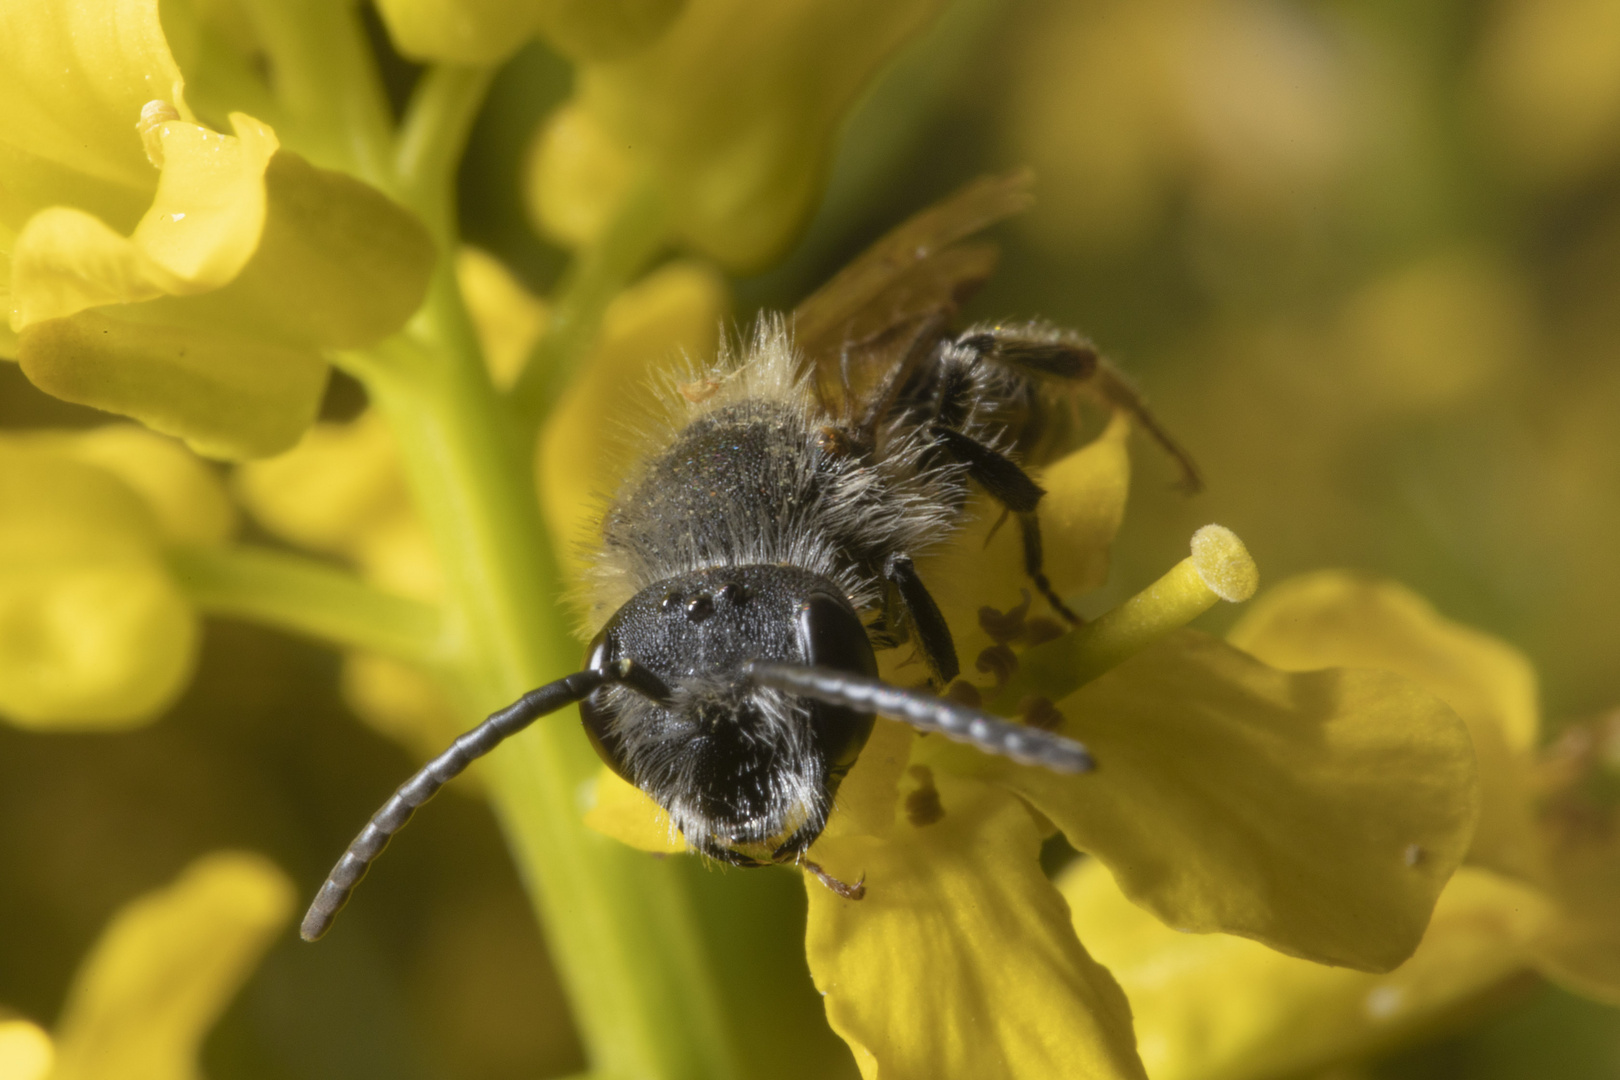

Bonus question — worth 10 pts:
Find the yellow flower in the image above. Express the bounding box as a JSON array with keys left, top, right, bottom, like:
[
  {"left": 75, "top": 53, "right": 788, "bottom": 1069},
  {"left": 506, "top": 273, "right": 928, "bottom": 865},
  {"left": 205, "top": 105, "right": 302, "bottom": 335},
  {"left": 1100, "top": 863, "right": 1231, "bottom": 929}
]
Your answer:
[
  {"left": 569, "top": 363, "right": 1480, "bottom": 1075},
  {"left": 527, "top": 0, "right": 949, "bottom": 267},
  {"left": 0, "top": 852, "right": 292, "bottom": 1080},
  {"left": 1059, "top": 572, "right": 1620, "bottom": 1080},
  {"left": 1, "top": 0, "right": 435, "bottom": 459},
  {"left": 1476, "top": 0, "right": 1620, "bottom": 186},
  {"left": 1004, "top": 0, "right": 1350, "bottom": 250},
  {"left": 0, "top": 425, "right": 232, "bottom": 729}
]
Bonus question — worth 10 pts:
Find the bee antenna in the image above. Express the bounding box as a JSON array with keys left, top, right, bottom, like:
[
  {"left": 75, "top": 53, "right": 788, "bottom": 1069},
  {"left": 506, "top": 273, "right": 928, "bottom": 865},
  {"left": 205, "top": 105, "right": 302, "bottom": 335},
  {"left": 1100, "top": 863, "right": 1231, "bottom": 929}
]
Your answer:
[
  {"left": 742, "top": 662, "right": 1093, "bottom": 774},
  {"left": 300, "top": 660, "right": 674, "bottom": 942}
]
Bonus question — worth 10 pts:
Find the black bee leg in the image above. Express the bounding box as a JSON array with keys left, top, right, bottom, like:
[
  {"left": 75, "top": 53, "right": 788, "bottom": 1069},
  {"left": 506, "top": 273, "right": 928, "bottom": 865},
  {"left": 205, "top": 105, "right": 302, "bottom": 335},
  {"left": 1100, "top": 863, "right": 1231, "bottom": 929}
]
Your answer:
[
  {"left": 1017, "top": 511, "right": 1081, "bottom": 626},
  {"left": 883, "top": 553, "right": 960, "bottom": 684},
  {"left": 301, "top": 658, "right": 674, "bottom": 942},
  {"left": 953, "top": 325, "right": 1203, "bottom": 494},
  {"left": 929, "top": 425, "right": 1080, "bottom": 625}
]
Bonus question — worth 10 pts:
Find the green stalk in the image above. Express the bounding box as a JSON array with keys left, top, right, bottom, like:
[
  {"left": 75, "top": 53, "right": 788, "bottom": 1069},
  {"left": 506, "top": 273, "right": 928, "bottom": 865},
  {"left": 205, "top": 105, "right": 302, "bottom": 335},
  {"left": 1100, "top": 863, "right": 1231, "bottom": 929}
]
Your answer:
[
  {"left": 237, "top": 0, "right": 396, "bottom": 187},
  {"left": 508, "top": 181, "right": 669, "bottom": 429},
  {"left": 168, "top": 544, "right": 442, "bottom": 666},
  {"left": 395, "top": 65, "right": 497, "bottom": 247},
  {"left": 348, "top": 271, "right": 742, "bottom": 1080}
]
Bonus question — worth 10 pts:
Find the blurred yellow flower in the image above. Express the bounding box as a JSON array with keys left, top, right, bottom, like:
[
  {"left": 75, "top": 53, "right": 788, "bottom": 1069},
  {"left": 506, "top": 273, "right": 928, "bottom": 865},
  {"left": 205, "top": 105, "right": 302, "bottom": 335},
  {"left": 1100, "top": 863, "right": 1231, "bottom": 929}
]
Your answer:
[
  {"left": 1005, "top": 0, "right": 1349, "bottom": 250},
  {"left": 527, "top": 0, "right": 949, "bottom": 267},
  {"left": 0, "top": 426, "right": 232, "bottom": 729},
  {"left": 0, "top": 852, "right": 292, "bottom": 1080},
  {"left": 0, "top": 0, "right": 435, "bottom": 459},
  {"left": 1477, "top": 0, "right": 1620, "bottom": 186}
]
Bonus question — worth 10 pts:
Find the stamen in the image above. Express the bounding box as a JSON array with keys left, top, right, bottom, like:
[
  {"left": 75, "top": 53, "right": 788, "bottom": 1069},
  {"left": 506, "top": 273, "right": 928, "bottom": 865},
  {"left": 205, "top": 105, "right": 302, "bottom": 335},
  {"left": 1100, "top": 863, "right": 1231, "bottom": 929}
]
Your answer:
[
  {"left": 138, "top": 100, "right": 180, "bottom": 169},
  {"left": 993, "top": 524, "right": 1258, "bottom": 708}
]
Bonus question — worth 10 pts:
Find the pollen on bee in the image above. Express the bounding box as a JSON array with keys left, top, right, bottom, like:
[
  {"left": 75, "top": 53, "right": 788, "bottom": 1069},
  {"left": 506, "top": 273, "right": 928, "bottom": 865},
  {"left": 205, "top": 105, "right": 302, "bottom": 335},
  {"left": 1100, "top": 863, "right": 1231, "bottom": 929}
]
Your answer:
[{"left": 678, "top": 378, "right": 721, "bottom": 404}]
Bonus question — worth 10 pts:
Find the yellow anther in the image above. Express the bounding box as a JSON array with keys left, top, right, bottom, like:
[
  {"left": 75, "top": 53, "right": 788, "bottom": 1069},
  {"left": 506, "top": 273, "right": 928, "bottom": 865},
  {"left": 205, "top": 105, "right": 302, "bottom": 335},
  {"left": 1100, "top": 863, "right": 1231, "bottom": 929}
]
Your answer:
[
  {"left": 137, "top": 100, "right": 180, "bottom": 169},
  {"left": 994, "top": 525, "right": 1260, "bottom": 708},
  {"left": 1189, "top": 524, "right": 1259, "bottom": 602}
]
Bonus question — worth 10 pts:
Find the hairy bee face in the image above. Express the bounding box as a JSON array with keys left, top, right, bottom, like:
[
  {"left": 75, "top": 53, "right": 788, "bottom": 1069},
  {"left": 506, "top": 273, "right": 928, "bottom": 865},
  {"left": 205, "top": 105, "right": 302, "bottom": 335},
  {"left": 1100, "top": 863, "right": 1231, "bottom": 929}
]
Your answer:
[{"left": 580, "top": 564, "right": 877, "bottom": 863}]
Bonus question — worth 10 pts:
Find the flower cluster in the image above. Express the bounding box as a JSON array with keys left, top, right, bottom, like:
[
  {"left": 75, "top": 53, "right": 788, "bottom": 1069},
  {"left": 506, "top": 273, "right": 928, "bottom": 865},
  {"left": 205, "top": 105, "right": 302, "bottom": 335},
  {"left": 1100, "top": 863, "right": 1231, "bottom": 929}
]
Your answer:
[{"left": 3, "top": 1, "right": 1614, "bottom": 1078}]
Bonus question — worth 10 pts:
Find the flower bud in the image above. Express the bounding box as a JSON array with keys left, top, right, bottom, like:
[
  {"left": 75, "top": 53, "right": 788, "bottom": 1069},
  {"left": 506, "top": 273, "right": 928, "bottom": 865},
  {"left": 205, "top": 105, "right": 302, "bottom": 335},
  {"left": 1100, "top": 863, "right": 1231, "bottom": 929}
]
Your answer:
[{"left": 0, "top": 446, "right": 198, "bottom": 729}]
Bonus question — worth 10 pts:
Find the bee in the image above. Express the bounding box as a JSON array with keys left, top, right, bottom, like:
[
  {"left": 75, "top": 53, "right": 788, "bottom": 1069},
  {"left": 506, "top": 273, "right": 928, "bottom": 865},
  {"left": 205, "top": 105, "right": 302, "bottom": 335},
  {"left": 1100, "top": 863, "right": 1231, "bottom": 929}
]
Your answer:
[{"left": 300, "top": 171, "right": 1199, "bottom": 940}]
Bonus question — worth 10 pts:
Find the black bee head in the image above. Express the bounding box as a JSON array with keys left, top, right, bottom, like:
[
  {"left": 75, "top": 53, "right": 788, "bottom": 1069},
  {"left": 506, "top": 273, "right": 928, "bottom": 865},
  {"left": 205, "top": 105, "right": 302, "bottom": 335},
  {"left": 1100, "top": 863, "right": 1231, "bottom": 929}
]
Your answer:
[{"left": 580, "top": 564, "right": 877, "bottom": 862}]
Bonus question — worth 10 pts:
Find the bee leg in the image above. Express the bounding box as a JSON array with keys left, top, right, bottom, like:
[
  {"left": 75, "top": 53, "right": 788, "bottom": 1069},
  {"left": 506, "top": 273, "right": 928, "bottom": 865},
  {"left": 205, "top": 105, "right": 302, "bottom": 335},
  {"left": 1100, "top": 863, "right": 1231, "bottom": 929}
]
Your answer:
[
  {"left": 1017, "top": 511, "right": 1081, "bottom": 626},
  {"left": 928, "top": 425, "right": 1080, "bottom": 625},
  {"left": 883, "top": 553, "right": 960, "bottom": 684},
  {"left": 953, "top": 326, "right": 1204, "bottom": 494}
]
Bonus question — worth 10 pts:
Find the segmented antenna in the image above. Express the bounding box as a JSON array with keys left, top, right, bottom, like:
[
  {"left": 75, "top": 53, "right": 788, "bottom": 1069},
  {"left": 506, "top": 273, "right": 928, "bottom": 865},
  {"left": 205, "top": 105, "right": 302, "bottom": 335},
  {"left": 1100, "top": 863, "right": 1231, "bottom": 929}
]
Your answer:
[
  {"left": 744, "top": 662, "right": 1093, "bottom": 773},
  {"left": 301, "top": 660, "right": 672, "bottom": 942}
]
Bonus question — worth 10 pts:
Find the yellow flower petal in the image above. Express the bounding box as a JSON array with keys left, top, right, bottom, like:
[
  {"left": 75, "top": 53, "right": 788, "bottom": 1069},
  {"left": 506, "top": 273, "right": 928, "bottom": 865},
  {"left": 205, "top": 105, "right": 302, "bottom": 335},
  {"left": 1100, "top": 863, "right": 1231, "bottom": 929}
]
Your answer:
[
  {"left": 1062, "top": 857, "right": 1553, "bottom": 1080},
  {"left": 49, "top": 852, "right": 294, "bottom": 1080},
  {"left": 919, "top": 412, "right": 1131, "bottom": 691},
  {"left": 1228, "top": 571, "right": 1541, "bottom": 879},
  {"left": 538, "top": 259, "right": 727, "bottom": 581},
  {"left": 11, "top": 109, "right": 434, "bottom": 459},
  {"left": 583, "top": 766, "right": 686, "bottom": 854},
  {"left": 12, "top": 116, "right": 276, "bottom": 327},
  {"left": 456, "top": 247, "right": 550, "bottom": 390},
  {"left": 0, "top": 449, "right": 196, "bottom": 729},
  {"left": 526, "top": 103, "right": 639, "bottom": 249},
  {"left": 341, "top": 653, "right": 465, "bottom": 765},
  {"left": 5, "top": 425, "right": 234, "bottom": 546},
  {"left": 0, "top": 1020, "right": 53, "bottom": 1080},
  {"left": 235, "top": 411, "right": 413, "bottom": 557},
  {"left": 805, "top": 769, "right": 1147, "bottom": 1080},
  {"left": 17, "top": 307, "right": 327, "bottom": 461},
  {"left": 536, "top": 0, "right": 948, "bottom": 267},
  {"left": 945, "top": 630, "right": 1480, "bottom": 971},
  {"left": 0, "top": 0, "right": 190, "bottom": 241}
]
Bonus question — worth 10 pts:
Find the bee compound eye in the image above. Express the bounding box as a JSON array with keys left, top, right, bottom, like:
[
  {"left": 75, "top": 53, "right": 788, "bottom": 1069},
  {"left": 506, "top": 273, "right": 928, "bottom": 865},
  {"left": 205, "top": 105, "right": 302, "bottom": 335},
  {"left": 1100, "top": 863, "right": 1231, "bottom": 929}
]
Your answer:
[
  {"left": 580, "top": 628, "right": 635, "bottom": 783},
  {"left": 797, "top": 594, "right": 878, "bottom": 785},
  {"left": 798, "top": 594, "right": 878, "bottom": 678}
]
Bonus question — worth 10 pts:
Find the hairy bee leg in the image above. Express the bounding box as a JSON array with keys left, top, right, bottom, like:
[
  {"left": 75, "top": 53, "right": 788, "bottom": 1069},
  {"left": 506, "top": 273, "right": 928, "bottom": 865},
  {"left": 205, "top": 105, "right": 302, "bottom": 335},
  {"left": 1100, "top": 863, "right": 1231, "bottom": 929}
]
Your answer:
[
  {"left": 883, "top": 553, "right": 960, "bottom": 684},
  {"left": 953, "top": 327, "right": 1204, "bottom": 494},
  {"left": 928, "top": 425, "right": 1079, "bottom": 624},
  {"left": 301, "top": 659, "right": 673, "bottom": 942},
  {"left": 801, "top": 858, "right": 866, "bottom": 900}
]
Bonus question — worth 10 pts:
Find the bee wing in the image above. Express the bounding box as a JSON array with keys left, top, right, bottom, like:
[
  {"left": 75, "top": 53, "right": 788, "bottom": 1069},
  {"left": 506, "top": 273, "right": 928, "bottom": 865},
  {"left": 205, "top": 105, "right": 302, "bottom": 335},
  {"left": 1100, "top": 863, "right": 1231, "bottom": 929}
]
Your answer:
[{"left": 793, "top": 170, "right": 1035, "bottom": 421}]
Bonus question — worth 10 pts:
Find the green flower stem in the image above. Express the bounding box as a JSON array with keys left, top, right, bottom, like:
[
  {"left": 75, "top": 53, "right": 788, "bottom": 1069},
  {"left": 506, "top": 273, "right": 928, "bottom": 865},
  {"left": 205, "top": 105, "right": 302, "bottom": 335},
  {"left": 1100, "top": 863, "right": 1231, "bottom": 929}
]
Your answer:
[
  {"left": 237, "top": 0, "right": 396, "bottom": 187},
  {"left": 167, "top": 544, "right": 442, "bottom": 666},
  {"left": 395, "top": 64, "right": 497, "bottom": 246},
  {"left": 347, "top": 270, "right": 741, "bottom": 1080},
  {"left": 509, "top": 180, "right": 669, "bottom": 430},
  {"left": 992, "top": 525, "right": 1259, "bottom": 709}
]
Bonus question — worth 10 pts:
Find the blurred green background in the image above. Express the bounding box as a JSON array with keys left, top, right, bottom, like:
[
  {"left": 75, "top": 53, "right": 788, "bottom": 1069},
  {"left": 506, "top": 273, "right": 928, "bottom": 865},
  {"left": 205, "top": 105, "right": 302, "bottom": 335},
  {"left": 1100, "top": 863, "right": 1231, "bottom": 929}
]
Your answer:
[{"left": 4, "top": 0, "right": 1619, "bottom": 1077}]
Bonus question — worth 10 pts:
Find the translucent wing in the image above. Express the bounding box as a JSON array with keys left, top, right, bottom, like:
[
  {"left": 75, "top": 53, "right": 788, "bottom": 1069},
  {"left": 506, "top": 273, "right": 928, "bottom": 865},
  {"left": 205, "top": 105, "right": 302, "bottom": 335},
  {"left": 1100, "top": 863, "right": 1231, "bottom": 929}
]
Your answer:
[{"left": 793, "top": 170, "right": 1035, "bottom": 424}]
